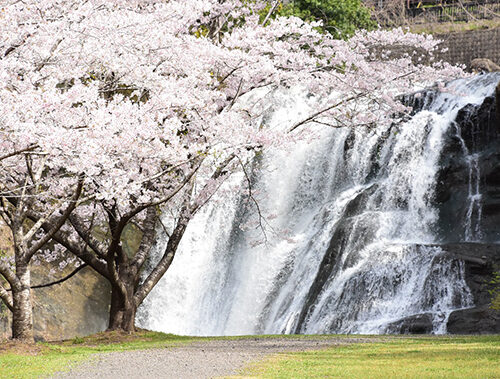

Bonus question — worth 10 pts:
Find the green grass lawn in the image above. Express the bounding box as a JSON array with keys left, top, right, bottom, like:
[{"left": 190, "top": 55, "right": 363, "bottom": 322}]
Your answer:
[
  {"left": 233, "top": 336, "right": 500, "bottom": 379},
  {"left": 0, "top": 333, "right": 498, "bottom": 379}
]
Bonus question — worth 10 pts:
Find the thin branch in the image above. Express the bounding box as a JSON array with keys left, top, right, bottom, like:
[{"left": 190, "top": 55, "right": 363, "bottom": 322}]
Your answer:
[
  {"left": 25, "top": 176, "right": 84, "bottom": 261},
  {"left": 227, "top": 78, "right": 244, "bottom": 110},
  {"left": 0, "top": 197, "right": 13, "bottom": 227},
  {"left": 136, "top": 156, "right": 200, "bottom": 187},
  {"left": 133, "top": 153, "right": 237, "bottom": 306},
  {"left": 4, "top": 263, "right": 88, "bottom": 292},
  {"left": 158, "top": 217, "right": 171, "bottom": 239},
  {"left": 133, "top": 204, "right": 189, "bottom": 307},
  {"left": 2, "top": 33, "right": 31, "bottom": 59},
  {"left": 131, "top": 206, "right": 157, "bottom": 271},
  {"left": 49, "top": 231, "right": 109, "bottom": 279},
  {"left": 261, "top": 0, "right": 281, "bottom": 26},
  {"left": 23, "top": 200, "right": 63, "bottom": 245},
  {"left": 212, "top": 15, "right": 229, "bottom": 41},
  {"left": 189, "top": 153, "right": 236, "bottom": 215},
  {"left": 31, "top": 264, "right": 87, "bottom": 289},
  {"left": 34, "top": 38, "right": 63, "bottom": 75},
  {"left": 121, "top": 157, "right": 205, "bottom": 223},
  {"left": 0, "top": 144, "right": 38, "bottom": 162},
  {"left": 289, "top": 70, "right": 418, "bottom": 133},
  {"left": 0, "top": 260, "right": 17, "bottom": 289},
  {"left": 456, "top": 0, "right": 478, "bottom": 21},
  {"left": 288, "top": 92, "right": 367, "bottom": 133},
  {"left": 68, "top": 213, "right": 107, "bottom": 258},
  {"left": 215, "top": 63, "right": 243, "bottom": 89},
  {"left": 237, "top": 156, "right": 274, "bottom": 244},
  {"left": 25, "top": 154, "right": 35, "bottom": 186},
  {"left": 0, "top": 284, "right": 13, "bottom": 312},
  {"left": 23, "top": 205, "right": 108, "bottom": 279}
]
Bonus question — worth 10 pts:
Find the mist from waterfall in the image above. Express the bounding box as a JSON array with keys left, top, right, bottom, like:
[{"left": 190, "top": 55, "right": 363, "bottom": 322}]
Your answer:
[{"left": 137, "top": 74, "right": 500, "bottom": 336}]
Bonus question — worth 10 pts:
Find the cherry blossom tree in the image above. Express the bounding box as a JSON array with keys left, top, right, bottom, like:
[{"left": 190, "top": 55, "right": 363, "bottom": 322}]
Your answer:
[
  {"left": 0, "top": 0, "right": 464, "bottom": 336},
  {"left": 0, "top": 142, "right": 83, "bottom": 341}
]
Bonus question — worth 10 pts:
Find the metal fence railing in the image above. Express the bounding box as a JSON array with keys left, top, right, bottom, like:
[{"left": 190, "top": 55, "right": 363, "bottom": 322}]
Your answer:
[{"left": 405, "top": 1, "right": 500, "bottom": 22}]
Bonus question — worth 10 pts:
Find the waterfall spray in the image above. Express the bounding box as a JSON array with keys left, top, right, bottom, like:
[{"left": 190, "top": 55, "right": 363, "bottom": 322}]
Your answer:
[{"left": 138, "top": 74, "right": 500, "bottom": 335}]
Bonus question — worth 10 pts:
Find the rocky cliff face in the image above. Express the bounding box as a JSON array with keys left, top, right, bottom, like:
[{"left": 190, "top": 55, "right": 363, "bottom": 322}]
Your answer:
[
  {"left": 438, "top": 77, "right": 500, "bottom": 333},
  {"left": 0, "top": 261, "right": 110, "bottom": 341},
  {"left": 31, "top": 265, "right": 110, "bottom": 341},
  {"left": 387, "top": 76, "right": 500, "bottom": 334},
  {"left": 385, "top": 243, "right": 500, "bottom": 334},
  {"left": 436, "top": 92, "right": 500, "bottom": 243},
  {"left": 443, "top": 243, "right": 500, "bottom": 333}
]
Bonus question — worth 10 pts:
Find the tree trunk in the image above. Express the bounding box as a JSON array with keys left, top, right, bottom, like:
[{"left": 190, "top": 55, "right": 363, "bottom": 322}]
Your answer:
[
  {"left": 108, "top": 286, "right": 124, "bottom": 330},
  {"left": 120, "top": 303, "right": 136, "bottom": 332},
  {"left": 11, "top": 264, "right": 34, "bottom": 342},
  {"left": 108, "top": 283, "right": 137, "bottom": 332}
]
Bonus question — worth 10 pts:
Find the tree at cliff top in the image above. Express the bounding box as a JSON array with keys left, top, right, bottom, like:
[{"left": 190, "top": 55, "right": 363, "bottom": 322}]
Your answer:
[
  {"left": 275, "top": 0, "right": 377, "bottom": 39},
  {"left": 0, "top": 0, "right": 464, "bottom": 334}
]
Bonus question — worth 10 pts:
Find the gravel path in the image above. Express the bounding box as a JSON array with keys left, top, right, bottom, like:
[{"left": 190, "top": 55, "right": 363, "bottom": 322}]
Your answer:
[{"left": 50, "top": 337, "right": 373, "bottom": 379}]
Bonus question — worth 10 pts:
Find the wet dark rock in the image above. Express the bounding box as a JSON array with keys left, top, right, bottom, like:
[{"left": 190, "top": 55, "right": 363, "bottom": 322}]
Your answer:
[
  {"left": 400, "top": 89, "right": 438, "bottom": 114},
  {"left": 439, "top": 243, "right": 498, "bottom": 334},
  {"left": 496, "top": 81, "right": 500, "bottom": 121},
  {"left": 384, "top": 243, "right": 499, "bottom": 335},
  {"left": 439, "top": 243, "right": 500, "bottom": 308},
  {"left": 455, "top": 96, "right": 499, "bottom": 152},
  {"left": 447, "top": 306, "right": 500, "bottom": 334},
  {"left": 385, "top": 313, "right": 434, "bottom": 334},
  {"left": 435, "top": 90, "right": 500, "bottom": 243},
  {"left": 295, "top": 184, "right": 378, "bottom": 333},
  {"left": 343, "top": 129, "right": 356, "bottom": 155}
]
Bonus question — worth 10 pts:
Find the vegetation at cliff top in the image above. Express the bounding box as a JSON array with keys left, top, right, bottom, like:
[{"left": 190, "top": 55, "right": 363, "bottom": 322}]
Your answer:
[
  {"left": 0, "top": 333, "right": 498, "bottom": 379},
  {"left": 263, "top": 0, "right": 377, "bottom": 39}
]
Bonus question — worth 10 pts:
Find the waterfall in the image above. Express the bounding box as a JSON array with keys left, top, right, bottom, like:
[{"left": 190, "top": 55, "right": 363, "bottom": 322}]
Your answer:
[{"left": 137, "top": 73, "right": 500, "bottom": 335}]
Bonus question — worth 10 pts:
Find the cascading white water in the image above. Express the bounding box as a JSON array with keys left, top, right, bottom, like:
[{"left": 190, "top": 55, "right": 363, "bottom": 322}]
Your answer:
[{"left": 137, "top": 74, "right": 500, "bottom": 335}]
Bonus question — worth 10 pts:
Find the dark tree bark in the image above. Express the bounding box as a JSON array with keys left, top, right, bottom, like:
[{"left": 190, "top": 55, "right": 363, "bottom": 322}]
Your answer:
[
  {"left": 107, "top": 263, "right": 140, "bottom": 332},
  {"left": 108, "top": 284, "right": 137, "bottom": 332}
]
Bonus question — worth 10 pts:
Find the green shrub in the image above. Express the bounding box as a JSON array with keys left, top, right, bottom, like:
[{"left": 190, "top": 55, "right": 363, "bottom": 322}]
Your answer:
[
  {"left": 489, "top": 270, "right": 500, "bottom": 310},
  {"left": 72, "top": 336, "right": 85, "bottom": 345},
  {"left": 265, "top": 0, "right": 377, "bottom": 39}
]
